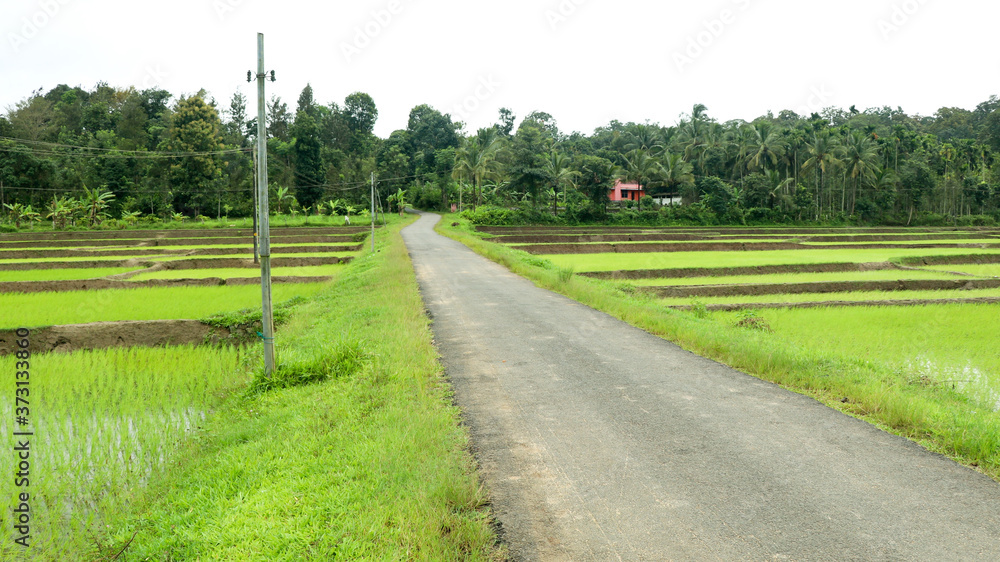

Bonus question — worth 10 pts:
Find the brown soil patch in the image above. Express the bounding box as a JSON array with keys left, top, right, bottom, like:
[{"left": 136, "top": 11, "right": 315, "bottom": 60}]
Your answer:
[
  {"left": 899, "top": 254, "right": 1000, "bottom": 266},
  {"left": 669, "top": 297, "right": 1000, "bottom": 312},
  {"left": 0, "top": 234, "right": 360, "bottom": 249},
  {"left": 0, "top": 276, "right": 333, "bottom": 294},
  {"left": 0, "top": 226, "right": 373, "bottom": 242},
  {"left": 0, "top": 320, "right": 231, "bottom": 356},
  {"left": 583, "top": 262, "right": 898, "bottom": 280},
  {"left": 641, "top": 279, "right": 1000, "bottom": 298},
  {"left": 0, "top": 245, "right": 360, "bottom": 260},
  {"left": 0, "top": 255, "right": 353, "bottom": 271}
]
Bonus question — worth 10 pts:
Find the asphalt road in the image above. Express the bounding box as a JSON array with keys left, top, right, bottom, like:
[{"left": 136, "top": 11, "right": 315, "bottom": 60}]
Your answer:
[{"left": 402, "top": 212, "right": 1000, "bottom": 561}]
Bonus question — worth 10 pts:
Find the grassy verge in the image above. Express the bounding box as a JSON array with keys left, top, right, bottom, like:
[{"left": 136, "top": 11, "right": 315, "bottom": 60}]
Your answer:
[
  {"left": 89, "top": 215, "right": 502, "bottom": 560},
  {"left": 437, "top": 214, "right": 1000, "bottom": 481}
]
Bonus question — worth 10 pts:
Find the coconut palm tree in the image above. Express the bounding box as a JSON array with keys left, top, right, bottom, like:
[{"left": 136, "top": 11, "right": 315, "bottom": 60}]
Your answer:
[
  {"left": 655, "top": 152, "right": 695, "bottom": 203},
  {"left": 843, "top": 131, "right": 880, "bottom": 214},
  {"left": 745, "top": 122, "right": 785, "bottom": 173},
  {"left": 621, "top": 149, "right": 659, "bottom": 211},
  {"left": 802, "top": 131, "right": 843, "bottom": 219},
  {"left": 544, "top": 151, "right": 580, "bottom": 216},
  {"left": 452, "top": 127, "right": 504, "bottom": 211}
]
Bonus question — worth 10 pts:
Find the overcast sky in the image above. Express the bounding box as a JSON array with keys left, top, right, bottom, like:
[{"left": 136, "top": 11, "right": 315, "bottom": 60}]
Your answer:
[{"left": 2, "top": 0, "right": 997, "bottom": 138}]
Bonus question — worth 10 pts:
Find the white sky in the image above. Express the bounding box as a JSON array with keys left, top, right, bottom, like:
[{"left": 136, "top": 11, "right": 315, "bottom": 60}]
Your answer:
[{"left": 2, "top": 0, "right": 997, "bottom": 138}]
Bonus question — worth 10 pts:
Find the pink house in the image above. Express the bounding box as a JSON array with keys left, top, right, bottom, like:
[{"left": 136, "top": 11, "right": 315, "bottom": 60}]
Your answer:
[{"left": 609, "top": 180, "right": 645, "bottom": 202}]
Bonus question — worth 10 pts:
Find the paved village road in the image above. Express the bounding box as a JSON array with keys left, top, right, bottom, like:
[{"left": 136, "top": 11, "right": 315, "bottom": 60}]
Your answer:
[{"left": 401, "top": 212, "right": 1000, "bottom": 561}]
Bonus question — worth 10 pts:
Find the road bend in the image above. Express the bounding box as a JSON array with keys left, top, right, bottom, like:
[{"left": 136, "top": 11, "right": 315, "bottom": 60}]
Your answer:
[{"left": 402, "top": 212, "right": 1000, "bottom": 561}]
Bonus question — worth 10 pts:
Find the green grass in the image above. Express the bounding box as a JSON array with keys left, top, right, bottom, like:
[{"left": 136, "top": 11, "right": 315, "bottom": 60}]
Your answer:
[
  {"left": 923, "top": 264, "right": 1000, "bottom": 277},
  {"left": 628, "top": 269, "right": 972, "bottom": 287},
  {"left": 438, "top": 215, "right": 1000, "bottom": 482},
  {"left": 129, "top": 265, "right": 347, "bottom": 281},
  {"left": 713, "top": 304, "right": 1000, "bottom": 411},
  {"left": 88, "top": 215, "right": 502, "bottom": 560},
  {"left": 0, "top": 267, "right": 140, "bottom": 282},
  {"left": 542, "top": 248, "right": 1000, "bottom": 272},
  {"left": 656, "top": 288, "right": 1000, "bottom": 306},
  {"left": 0, "top": 345, "right": 248, "bottom": 559},
  {"left": 0, "top": 283, "right": 329, "bottom": 328}
]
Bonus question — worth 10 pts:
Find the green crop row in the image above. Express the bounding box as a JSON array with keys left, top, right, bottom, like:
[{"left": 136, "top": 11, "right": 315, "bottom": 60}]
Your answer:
[
  {"left": 627, "top": 269, "right": 972, "bottom": 287},
  {"left": 0, "top": 283, "right": 329, "bottom": 328},
  {"left": 542, "top": 248, "right": 1000, "bottom": 272}
]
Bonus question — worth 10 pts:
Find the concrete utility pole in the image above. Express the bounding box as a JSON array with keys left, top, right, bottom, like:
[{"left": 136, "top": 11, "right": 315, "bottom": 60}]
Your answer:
[
  {"left": 250, "top": 33, "right": 276, "bottom": 376},
  {"left": 371, "top": 172, "right": 376, "bottom": 253},
  {"left": 252, "top": 146, "right": 259, "bottom": 264}
]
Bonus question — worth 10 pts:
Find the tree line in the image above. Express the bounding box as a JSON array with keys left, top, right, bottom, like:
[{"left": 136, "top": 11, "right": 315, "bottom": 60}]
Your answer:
[{"left": 3, "top": 82, "right": 1000, "bottom": 227}]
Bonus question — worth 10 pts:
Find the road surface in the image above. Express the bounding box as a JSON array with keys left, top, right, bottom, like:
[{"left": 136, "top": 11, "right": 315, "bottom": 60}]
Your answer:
[{"left": 402, "top": 212, "right": 1000, "bottom": 561}]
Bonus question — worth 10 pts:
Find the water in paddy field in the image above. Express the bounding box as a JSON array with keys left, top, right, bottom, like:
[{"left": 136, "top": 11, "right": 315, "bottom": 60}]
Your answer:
[
  {"left": 902, "top": 356, "right": 1000, "bottom": 412},
  {"left": 0, "top": 401, "right": 207, "bottom": 552}
]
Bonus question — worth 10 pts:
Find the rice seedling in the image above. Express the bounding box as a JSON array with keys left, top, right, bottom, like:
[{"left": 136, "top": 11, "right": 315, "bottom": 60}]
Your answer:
[
  {"left": 655, "top": 287, "right": 1000, "bottom": 306},
  {"left": 129, "top": 265, "right": 347, "bottom": 281},
  {"left": 0, "top": 267, "right": 141, "bottom": 282},
  {"left": 541, "top": 248, "right": 1000, "bottom": 272},
  {"left": 0, "top": 283, "right": 329, "bottom": 328},
  {"left": 0, "top": 345, "right": 248, "bottom": 559},
  {"left": 923, "top": 264, "right": 1000, "bottom": 277},
  {"left": 627, "top": 269, "right": 973, "bottom": 287},
  {"left": 715, "top": 304, "right": 1000, "bottom": 410}
]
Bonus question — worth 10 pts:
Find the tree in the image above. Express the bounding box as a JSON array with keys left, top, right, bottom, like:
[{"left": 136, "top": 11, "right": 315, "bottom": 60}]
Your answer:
[
  {"left": 507, "top": 121, "right": 551, "bottom": 208},
  {"left": 453, "top": 127, "right": 504, "bottom": 210},
  {"left": 655, "top": 152, "right": 695, "bottom": 202},
  {"left": 543, "top": 151, "right": 579, "bottom": 215},
  {"left": 842, "top": 131, "right": 880, "bottom": 214},
  {"left": 81, "top": 185, "right": 115, "bottom": 227},
  {"left": 745, "top": 122, "right": 785, "bottom": 173},
  {"left": 621, "top": 149, "right": 658, "bottom": 211},
  {"left": 292, "top": 107, "right": 324, "bottom": 208},
  {"left": 164, "top": 95, "right": 225, "bottom": 216},
  {"left": 575, "top": 155, "right": 618, "bottom": 210},
  {"left": 802, "top": 131, "right": 842, "bottom": 218}
]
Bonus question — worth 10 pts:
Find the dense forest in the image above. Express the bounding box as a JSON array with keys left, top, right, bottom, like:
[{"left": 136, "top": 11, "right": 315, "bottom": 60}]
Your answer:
[{"left": 3, "top": 82, "right": 1000, "bottom": 227}]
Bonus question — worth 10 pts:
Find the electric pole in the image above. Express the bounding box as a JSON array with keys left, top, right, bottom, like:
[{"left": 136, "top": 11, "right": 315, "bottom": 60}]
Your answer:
[
  {"left": 371, "top": 172, "right": 375, "bottom": 253},
  {"left": 249, "top": 33, "right": 276, "bottom": 376}
]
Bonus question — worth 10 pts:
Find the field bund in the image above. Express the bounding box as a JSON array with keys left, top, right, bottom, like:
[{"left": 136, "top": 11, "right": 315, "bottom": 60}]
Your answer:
[{"left": 0, "top": 225, "right": 368, "bottom": 352}]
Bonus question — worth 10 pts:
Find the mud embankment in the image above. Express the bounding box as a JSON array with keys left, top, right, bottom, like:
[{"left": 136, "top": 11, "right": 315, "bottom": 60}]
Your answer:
[{"left": 0, "top": 320, "right": 231, "bottom": 356}]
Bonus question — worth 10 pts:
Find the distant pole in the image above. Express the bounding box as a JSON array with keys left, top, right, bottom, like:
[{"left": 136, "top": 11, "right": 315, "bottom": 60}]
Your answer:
[
  {"left": 253, "top": 32, "right": 275, "bottom": 376},
  {"left": 370, "top": 172, "right": 375, "bottom": 253}
]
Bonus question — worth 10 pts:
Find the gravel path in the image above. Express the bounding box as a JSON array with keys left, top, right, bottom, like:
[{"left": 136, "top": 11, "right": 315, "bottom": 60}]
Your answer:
[{"left": 402, "top": 212, "right": 1000, "bottom": 561}]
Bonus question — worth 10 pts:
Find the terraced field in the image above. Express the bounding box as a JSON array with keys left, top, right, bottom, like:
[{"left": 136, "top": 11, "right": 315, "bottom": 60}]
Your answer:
[
  {"left": 477, "top": 226, "right": 1000, "bottom": 310},
  {"left": 0, "top": 226, "right": 368, "bottom": 351},
  {"left": 480, "top": 225, "right": 1000, "bottom": 412}
]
